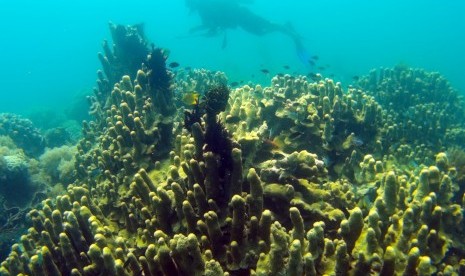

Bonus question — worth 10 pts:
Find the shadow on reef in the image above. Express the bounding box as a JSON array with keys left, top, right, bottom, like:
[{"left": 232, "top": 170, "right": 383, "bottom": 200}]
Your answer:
[{"left": 2, "top": 23, "right": 465, "bottom": 275}]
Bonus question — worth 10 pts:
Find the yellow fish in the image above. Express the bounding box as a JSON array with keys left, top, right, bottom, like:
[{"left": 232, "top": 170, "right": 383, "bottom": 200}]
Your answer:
[{"left": 182, "top": 92, "right": 200, "bottom": 106}]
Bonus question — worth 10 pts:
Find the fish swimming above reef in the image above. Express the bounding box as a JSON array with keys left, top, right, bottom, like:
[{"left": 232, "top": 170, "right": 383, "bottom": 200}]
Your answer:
[
  {"left": 185, "top": 0, "right": 311, "bottom": 65},
  {"left": 182, "top": 92, "right": 200, "bottom": 106}
]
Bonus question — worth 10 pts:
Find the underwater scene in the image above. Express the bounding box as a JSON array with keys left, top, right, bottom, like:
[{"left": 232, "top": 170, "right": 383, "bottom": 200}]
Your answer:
[{"left": 1, "top": 0, "right": 465, "bottom": 275}]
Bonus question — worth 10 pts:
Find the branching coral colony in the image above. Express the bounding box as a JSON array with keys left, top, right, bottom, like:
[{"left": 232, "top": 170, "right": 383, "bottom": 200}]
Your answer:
[{"left": 2, "top": 23, "right": 465, "bottom": 275}]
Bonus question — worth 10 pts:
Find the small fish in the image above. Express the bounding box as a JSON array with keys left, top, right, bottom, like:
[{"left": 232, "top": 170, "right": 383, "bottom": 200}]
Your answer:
[
  {"left": 283, "top": 65, "right": 290, "bottom": 69},
  {"left": 307, "top": 72, "right": 320, "bottom": 81},
  {"left": 408, "top": 160, "right": 419, "bottom": 168},
  {"left": 308, "top": 60, "right": 316, "bottom": 66},
  {"left": 352, "top": 136, "right": 364, "bottom": 147},
  {"left": 352, "top": 76, "right": 360, "bottom": 81},
  {"left": 286, "top": 111, "right": 300, "bottom": 121},
  {"left": 260, "top": 69, "right": 270, "bottom": 74},
  {"left": 322, "top": 155, "right": 334, "bottom": 167},
  {"left": 230, "top": 81, "right": 239, "bottom": 87},
  {"left": 36, "top": 251, "right": 43, "bottom": 265},
  {"left": 262, "top": 138, "right": 282, "bottom": 150},
  {"left": 185, "top": 66, "right": 192, "bottom": 70},
  {"left": 288, "top": 131, "right": 304, "bottom": 140},
  {"left": 317, "top": 66, "right": 325, "bottom": 71},
  {"left": 182, "top": 92, "right": 200, "bottom": 105},
  {"left": 311, "top": 55, "right": 319, "bottom": 60},
  {"left": 225, "top": 115, "right": 241, "bottom": 123},
  {"left": 90, "top": 168, "right": 102, "bottom": 178},
  {"left": 342, "top": 133, "right": 363, "bottom": 150},
  {"left": 169, "top": 62, "right": 180, "bottom": 68}
]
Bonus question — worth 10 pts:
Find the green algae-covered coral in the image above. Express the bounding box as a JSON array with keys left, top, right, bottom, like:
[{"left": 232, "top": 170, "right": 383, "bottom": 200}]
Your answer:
[
  {"left": 223, "top": 75, "right": 383, "bottom": 178},
  {"left": 2, "top": 26, "right": 465, "bottom": 276}
]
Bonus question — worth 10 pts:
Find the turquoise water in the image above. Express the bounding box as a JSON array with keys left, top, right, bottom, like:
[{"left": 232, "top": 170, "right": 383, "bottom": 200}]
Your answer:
[{"left": 0, "top": 0, "right": 464, "bottom": 114}]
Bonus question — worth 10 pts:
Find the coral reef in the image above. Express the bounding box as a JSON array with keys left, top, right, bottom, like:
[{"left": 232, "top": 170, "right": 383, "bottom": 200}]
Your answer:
[
  {"left": 27, "top": 108, "right": 82, "bottom": 148},
  {"left": 38, "top": 145, "right": 77, "bottom": 186},
  {"left": 145, "top": 45, "right": 175, "bottom": 117},
  {"left": 0, "top": 136, "right": 47, "bottom": 209},
  {"left": 0, "top": 113, "right": 45, "bottom": 158},
  {"left": 222, "top": 75, "right": 383, "bottom": 179},
  {"left": 70, "top": 24, "right": 177, "bottom": 231},
  {"left": 0, "top": 152, "right": 34, "bottom": 207},
  {"left": 179, "top": 69, "right": 228, "bottom": 131},
  {"left": 90, "top": 22, "right": 152, "bottom": 121},
  {"left": 358, "top": 65, "right": 465, "bottom": 152},
  {"left": 175, "top": 68, "right": 228, "bottom": 97},
  {"left": 100, "top": 22, "right": 149, "bottom": 86},
  {"left": 1, "top": 25, "right": 465, "bottom": 276},
  {"left": 43, "top": 127, "right": 74, "bottom": 148},
  {"left": 0, "top": 138, "right": 45, "bottom": 261}
]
